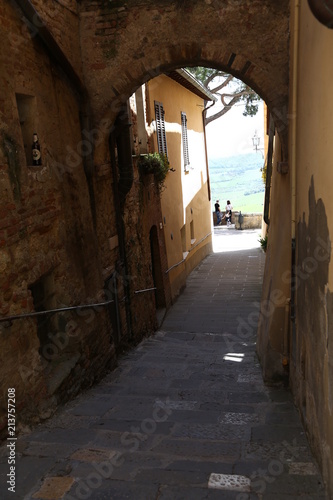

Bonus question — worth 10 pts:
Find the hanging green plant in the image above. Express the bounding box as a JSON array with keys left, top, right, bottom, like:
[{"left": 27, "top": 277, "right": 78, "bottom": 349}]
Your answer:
[{"left": 137, "top": 153, "right": 171, "bottom": 191}]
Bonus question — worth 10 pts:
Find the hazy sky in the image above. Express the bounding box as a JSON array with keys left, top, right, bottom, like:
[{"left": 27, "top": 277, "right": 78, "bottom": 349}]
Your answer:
[{"left": 205, "top": 100, "right": 265, "bottom": 159}]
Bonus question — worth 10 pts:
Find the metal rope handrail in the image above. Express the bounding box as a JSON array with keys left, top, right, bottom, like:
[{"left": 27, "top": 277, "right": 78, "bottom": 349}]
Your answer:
[{"left": 0, "top": 299, "right": 114, "bottom": 324}]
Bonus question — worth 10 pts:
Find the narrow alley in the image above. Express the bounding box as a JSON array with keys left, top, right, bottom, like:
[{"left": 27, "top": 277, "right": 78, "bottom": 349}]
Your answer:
[{"left": 0, "top": 230, "right": 327, "bottom": 499}]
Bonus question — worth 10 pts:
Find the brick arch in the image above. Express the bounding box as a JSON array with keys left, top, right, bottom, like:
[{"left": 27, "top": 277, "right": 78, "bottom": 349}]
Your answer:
[{"left": 80, "top": 0, "right": 289, "bottom": 155}]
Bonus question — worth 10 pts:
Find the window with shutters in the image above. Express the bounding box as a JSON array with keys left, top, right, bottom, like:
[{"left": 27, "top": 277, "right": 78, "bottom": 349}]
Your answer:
[
  {"left": 154, "top": 101, "right": 167, "bottom": 155},
  {"left": 181, "top": 111, "right": 190, "bottom": 170}
]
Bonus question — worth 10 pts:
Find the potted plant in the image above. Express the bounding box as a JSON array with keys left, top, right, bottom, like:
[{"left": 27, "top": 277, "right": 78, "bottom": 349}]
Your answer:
[{"left": 137, "top": 153, "right": 171, "bottom": 192}]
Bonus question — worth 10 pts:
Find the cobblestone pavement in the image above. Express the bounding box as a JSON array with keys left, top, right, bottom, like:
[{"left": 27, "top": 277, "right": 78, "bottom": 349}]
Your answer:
[{"left": 0, "top": 230, "right": 328, "bottom": 499}]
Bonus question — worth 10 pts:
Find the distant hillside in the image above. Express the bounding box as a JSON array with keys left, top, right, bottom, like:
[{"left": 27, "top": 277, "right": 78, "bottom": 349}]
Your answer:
[{"left": 209, "top": 153, "right": 265, "bottom": 213}]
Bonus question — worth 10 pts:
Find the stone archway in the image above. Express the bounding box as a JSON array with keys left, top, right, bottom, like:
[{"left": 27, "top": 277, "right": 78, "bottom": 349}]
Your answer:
[
  {"left": 78, "top": 0, "right": 291, "bottom": 356},
  {"left": 79, "top": 0, "right": 290, "bottom": 156}
]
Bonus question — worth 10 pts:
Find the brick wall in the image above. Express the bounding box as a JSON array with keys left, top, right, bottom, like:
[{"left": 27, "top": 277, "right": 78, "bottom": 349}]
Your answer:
[
  {"left": 0, "top": 1, "right": 113, "bottom": 436},
  {"left": 79, "top": 0, "right": 289, "bottom": 151},
  {"left": 29, "top": 0, "right": 83, "bottom": 81}
]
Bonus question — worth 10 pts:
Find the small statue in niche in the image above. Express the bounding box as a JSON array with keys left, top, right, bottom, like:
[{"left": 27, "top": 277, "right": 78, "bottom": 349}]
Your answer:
[{"left": 31, "top": 132, "right": 41, "bottom": 165}]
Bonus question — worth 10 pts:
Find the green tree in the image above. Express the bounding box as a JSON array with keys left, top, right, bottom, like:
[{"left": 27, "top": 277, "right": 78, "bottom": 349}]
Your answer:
[{"left": 187, "top": 67, "right": 261, "bottom": 126}]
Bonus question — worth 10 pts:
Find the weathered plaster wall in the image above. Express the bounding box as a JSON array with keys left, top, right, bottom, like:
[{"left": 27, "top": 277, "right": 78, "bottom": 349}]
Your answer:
[
  {"left": 289, "top": 0, "right": 333, "bottom": 494},
  {"left": 256, "top": 133, "right": 291, "bottom": 384}
]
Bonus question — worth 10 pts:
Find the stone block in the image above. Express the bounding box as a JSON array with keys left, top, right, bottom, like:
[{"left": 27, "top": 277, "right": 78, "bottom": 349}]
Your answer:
[{"left": 32, "top": 476, "right": 74, "bottom": 499}]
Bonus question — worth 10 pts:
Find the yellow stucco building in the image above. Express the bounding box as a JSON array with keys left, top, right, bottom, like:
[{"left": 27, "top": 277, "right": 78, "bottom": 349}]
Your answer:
[{"left": 145, "top": 71, "right": 215, "bottom": 300}]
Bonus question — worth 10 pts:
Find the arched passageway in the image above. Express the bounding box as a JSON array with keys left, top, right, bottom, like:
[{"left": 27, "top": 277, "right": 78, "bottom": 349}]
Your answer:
[
  {"left": 77, "top": 0, "right": 290, "bottom": 156},
  {"left": 0, "top": 0, "right": 291, "bottom": 451},
  {"left": 79, "top": 0, "right": 291, "bottom": 364}
]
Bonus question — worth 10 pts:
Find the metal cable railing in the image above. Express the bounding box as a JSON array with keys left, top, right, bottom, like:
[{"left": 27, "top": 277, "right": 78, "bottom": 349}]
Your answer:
[
  {"left": 0, "top": 299, "right": 115, "bottom": 324},
  {"left": 0, "top": 285, "right": 158, "bottom": 326}
]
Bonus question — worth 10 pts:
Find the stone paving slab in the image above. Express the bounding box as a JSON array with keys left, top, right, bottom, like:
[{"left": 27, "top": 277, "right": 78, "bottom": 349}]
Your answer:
[
  {"left": 64, "top": 479, "right": 160, "bottom": 500},
  {"left": 0, "top": 230, "right": 328, "bottom": 499},
  {"left": 0, "top": 456, "right": 55, "bottom": 499},
  {"left": 156, "top": 485, "right": 259, "bottom": 500}
]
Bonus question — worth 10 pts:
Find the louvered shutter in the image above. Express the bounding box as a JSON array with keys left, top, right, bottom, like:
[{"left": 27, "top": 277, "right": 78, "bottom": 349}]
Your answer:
[
  {"left": 181, "top": 111, "right": 190, "bottom": 168},
  {"left": 154, "top": 101, "right": 167, "bottom": 155}
]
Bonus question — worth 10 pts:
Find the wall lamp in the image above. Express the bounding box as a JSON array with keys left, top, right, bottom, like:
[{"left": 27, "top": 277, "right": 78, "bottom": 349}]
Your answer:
[{"left": 252, "top": 130, "right": 264, "bottom": 158}]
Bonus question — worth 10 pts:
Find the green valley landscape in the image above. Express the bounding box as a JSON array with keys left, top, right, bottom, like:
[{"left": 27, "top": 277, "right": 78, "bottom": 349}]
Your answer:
[{"left": 209, "top": 153, "right": 265, "bottom": 214}]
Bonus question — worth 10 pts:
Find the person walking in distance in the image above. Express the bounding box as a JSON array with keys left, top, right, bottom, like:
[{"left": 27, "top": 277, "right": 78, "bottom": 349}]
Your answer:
[
  {"left": 215, "top": 200, "right": 222, "bottom": 225},
  {"left": 225, "top": 200, "right": 233, "bottom": 227}
]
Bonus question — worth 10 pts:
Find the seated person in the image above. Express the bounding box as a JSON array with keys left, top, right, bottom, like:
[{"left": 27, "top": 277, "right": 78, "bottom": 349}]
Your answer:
[{"left": 215, "top": 200, "right": 222, "bottom": 225}]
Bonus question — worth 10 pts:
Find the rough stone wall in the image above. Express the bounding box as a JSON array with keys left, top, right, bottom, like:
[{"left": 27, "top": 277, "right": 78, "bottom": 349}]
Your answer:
[
  {"left": 87, "top": 89, "right": 171, "bottom": 347},
  {"left": 123, "top": 163, "right": 171, "bottom": 338},
  {"left": 234, "top": 213, "right": 263, "bottom": 230},
  {"left": 0, "top": 1, "right": 114, "bottom": 435},
  {"left": 29, "top": 0, "right": 83, "bottom": 81},
  {"left": 122, "top": 96, "right": 171, "bottom": 340},
  {"left": 213, "top": 212, "right": 263, "bottom": 229}
]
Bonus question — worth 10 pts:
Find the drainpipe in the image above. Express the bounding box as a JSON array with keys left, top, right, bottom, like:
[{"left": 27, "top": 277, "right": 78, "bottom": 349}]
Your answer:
[
  {"left": 263, "top": 116, "right": 275, "bottom": 226},
  {"left": 202, "top": 100, "right": 216, "bottom": 202},
  {"left": 109, "top": 105, "right": 134, "bottom": 340}
]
